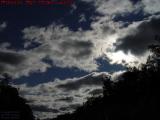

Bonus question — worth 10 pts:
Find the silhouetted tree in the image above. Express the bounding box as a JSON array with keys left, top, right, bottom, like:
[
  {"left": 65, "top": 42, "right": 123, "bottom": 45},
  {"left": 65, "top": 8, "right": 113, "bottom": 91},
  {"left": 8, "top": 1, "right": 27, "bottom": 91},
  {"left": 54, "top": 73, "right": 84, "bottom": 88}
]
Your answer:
[
  {"left": 0, "top": 73, "right": 11, "bottom": 86},
  {"left": 0, "top": 80, "right": 35, "bottom": 120},
  {"left": 51, "top": 39, "right": 160, "bottom": 120}
]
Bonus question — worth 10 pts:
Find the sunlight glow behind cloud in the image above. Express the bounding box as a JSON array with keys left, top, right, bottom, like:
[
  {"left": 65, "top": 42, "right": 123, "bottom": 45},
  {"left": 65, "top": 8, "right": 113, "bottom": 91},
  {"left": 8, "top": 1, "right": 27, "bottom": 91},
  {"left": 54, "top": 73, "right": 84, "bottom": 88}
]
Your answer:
[{"left": 1, "top": 0, "right": 160, "bottom": 119}]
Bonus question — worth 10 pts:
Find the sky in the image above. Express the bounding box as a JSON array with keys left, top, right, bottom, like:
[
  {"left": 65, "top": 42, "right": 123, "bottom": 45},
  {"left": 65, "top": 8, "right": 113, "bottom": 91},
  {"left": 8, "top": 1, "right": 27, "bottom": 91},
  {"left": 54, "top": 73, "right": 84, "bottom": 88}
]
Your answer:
[{"left": 0, "top": 0, "right": 160, "bottom": 119}]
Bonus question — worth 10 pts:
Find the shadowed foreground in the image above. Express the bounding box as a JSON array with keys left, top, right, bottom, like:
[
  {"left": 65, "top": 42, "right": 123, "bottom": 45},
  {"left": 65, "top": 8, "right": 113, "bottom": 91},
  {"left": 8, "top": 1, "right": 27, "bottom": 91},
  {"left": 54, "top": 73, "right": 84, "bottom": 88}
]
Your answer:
[
  {"left": 51, "top": 44, "right": 160, "bottom": 120},
  {"left": 0, "top": 84, "right": 34, "bottom": 120},
  {"left": 0, "top": 44, "right": 160, "bottom": 120}
]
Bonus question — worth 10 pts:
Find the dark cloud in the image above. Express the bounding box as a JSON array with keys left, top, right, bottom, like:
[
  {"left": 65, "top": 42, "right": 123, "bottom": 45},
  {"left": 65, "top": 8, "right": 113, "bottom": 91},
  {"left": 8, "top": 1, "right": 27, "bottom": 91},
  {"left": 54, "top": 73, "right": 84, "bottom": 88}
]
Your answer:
[
  {"left": 31, "top": 105, "right": 59, "bottom": 113},
  {"left": 56, "top": 73, "right": 106, "bottom": 91},
  {"left": 16, "top": 72, "right": 109, "bottom": 118},
  {"left": 0, "top": 50, "right": 25, "bottom": 74},
  {"left": 0, "top": 51, "right": 25, "bottom": 65},
  {"left": 55, "top": 96, "right": 74, "bottom": 102},
  {"left": 59, "top": 104, "right": 80, "bottom": 111},
  {"left": 69, "top": 104, "right": 81, "bottom": 109},
  {"left": 0, "top": 63, "right": 5, "bottom": 73},
  {"left": 60, "top": 40, "right": 93, "bottom": 58},
  {"left": 88, "top": 88, "right": 103, "bottom": 96},
  {"left": 115, "top": 16, "right": 160, "bottom": 56},
  {"left": 59, "top": 107, "right": 68, "bottom": 111}
]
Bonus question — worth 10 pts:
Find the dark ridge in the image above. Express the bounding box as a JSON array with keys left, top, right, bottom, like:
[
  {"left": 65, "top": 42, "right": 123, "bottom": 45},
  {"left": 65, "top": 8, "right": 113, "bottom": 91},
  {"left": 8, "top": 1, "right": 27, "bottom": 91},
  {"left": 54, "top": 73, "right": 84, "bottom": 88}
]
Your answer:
[{"left": 0, "top": 84, "right": 35, "bottom": 120}]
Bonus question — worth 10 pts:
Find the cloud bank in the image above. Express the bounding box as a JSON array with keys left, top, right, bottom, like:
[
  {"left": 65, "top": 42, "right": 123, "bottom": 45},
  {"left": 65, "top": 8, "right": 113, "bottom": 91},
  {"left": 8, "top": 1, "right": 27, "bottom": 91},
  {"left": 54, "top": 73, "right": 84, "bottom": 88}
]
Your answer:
[
  {"left": 115, "top": 16, "right": 160, "bottom": 56},
  {"left": 1, "top": 0, "right": 160, "bottom": 77},
  {"left": 15, "top": 72, "right": 108, "bottom": 119}
]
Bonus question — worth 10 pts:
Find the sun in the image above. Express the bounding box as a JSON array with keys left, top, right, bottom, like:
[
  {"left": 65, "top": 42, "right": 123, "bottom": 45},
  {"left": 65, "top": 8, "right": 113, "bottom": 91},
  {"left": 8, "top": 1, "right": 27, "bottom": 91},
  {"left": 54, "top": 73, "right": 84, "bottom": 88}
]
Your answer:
[{"left": 107, "top": 51, "right": 138, "bottom": 65}]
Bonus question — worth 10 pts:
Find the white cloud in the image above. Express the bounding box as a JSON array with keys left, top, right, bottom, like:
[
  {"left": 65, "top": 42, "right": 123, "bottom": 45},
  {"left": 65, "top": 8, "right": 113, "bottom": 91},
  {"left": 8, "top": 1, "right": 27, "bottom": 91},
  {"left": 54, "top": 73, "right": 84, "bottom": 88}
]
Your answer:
[
  {"left": 1, "top": 0, "right": 160, "bottom": 78},
  {"left": 15, "top": 72, "right": 109, "bottom": 119},
  {"left": 22, "top": 24, "right": 99, "bottom": 72},
  {"left": 81, "top": 0, "right": 139, "bottom": 16},
  {"left": 81, "top": 0, "right": 160, "bottom": 16},
  {"left": 141, "top": 0, "right": 160, "bottom": 14},
  {"left": 111, "top": 70, "right": 126, "bottom": 82},
  {"left": 1, "top": 19, "right": 115, "bottom": 78},
  {"left": 21, "top": 14, "right": 127, "bottom": 77}
]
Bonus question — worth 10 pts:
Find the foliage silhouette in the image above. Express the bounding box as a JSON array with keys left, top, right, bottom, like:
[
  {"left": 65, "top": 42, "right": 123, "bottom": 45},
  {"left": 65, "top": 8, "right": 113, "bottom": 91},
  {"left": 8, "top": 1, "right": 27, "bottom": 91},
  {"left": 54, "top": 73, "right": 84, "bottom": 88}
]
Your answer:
[
  {"left": 1, "top": 42, "right": 160, "bottom": 120},
  {"left": 0, "top": 83, "right": 35, "bottom": 120},
  {"left": 51, "top": 43, "right": 160, "bottom": 120}
]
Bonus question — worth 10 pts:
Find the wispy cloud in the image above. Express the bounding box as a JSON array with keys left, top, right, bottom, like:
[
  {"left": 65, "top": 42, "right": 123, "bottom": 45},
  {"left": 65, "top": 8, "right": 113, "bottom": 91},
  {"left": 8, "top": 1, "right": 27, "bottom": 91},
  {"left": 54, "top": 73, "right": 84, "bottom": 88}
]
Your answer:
[{"left": 0, "top": 22, "right": 7, "bottom": 31}]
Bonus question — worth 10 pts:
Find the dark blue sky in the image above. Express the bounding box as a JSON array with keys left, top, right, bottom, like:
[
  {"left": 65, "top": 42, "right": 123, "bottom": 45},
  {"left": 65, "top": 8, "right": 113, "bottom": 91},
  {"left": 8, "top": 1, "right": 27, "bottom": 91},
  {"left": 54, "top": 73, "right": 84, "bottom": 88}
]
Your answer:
[{"left": 0, "top": 1, "right": 94, "bottom": 48}]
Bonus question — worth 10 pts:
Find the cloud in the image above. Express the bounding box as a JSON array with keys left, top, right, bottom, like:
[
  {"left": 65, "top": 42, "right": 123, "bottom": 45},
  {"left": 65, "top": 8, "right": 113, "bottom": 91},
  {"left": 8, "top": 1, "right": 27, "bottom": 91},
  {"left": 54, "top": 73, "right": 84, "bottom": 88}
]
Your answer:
[
  {"left": 1, "top": 0, "right": 160, "bottom": 119},
  {"left": 31, "top": 105, "right": 59, "bottom": 113},
  {"left": 0, "top": 42, "right": 11, "bottom": 49},
  {"left": 79, "top": 14, "right": 87, "bottom": 23},
  {"left": 20, "top": 13, "right": 125, "bottom": 76},
  {"left": 0, "top": 47, "right": 51, "bottom": 78},
  {"left": 19, "top": 0, "right": 142, "bottom": 77},
  {"left": 22, "top": 24, "right": 100, "bottom": 72},
  {"left": 14, "top": 72, "right": 108, "bottom": 119},
  {"left": 115, "top": 16, "right": 160, "bottom": 56},
  {"left": 111, "top": 70, "right": 126, "bottom": 82},
  {"left": 1, "top": 0, "right": 160, "bottom": 78},
  {"left": 81, "top": 0, "right": 140, "bottom": 16},
  {"left": 56, "top": 72, "right": 107, "bottom": 90},
  {"left": 0, "top": 50, "right": 25, "bottom": 65},
  {"left": 141, "top": 0, "right": 160, "bottom": 14},
  {"left": 1, "top": 17, "right": 118, "bottom": 78},
  {"left": 81, "top": 0, "right": 160, "bottom": 16},
  {"left": 88, "top": 88, "right": 103, "bottom": 96},
  {"left": 0, "top": 22, "right": 43, "bottom": 78},
  {"left": 0, "top": 49, "right": 26, "bottom": 75},
  {"left": 0, "top": 22, "right": 7, "bottom": 31}
]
